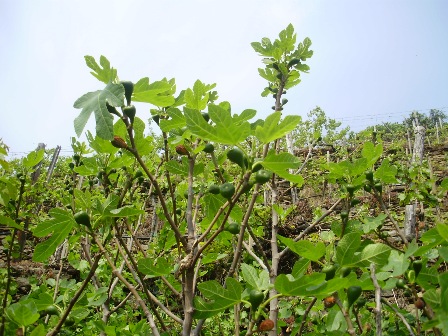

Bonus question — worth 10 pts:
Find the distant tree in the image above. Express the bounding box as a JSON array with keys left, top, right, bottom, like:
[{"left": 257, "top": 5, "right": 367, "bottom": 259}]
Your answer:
[
  {"left": 293, "top": 106, "right": 350, "bottom": 147},
  {"left": 403, "top": 109, "right": 446, "bottom": 129},
  {"left": 356, "top": 122, "right": 406, "bottom": 143},
  {"left": 429, "top": 108, "right": 446, "bottom": 127}
]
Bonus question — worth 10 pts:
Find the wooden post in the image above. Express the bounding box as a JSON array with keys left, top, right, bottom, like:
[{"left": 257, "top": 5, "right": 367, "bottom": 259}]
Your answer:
[
  {"left": 436, "top": 124, "right": 440, "bottom": 144},
  {"left": 406, "top": 129, "right": 412, "bottom": 158},
  {"left": 404, "top": 204, "right": 416, "bottom": 240},
  {"left": 46, "top": 146, "right": 61, "bottom": 184},
  {"left": 412, "top": 126, "right": 425, "bottom": 164},
  {"left": 405, "top": 126, "right": 425, "bottom": 240},
  {"left": 30, "top": 143, "right": 46, "bottom": 184}
]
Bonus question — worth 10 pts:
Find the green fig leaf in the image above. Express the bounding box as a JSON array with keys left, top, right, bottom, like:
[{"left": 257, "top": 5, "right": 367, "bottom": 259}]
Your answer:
[
  {"left": 193, "top": 278, "right": 242, "bottom": 319},
  {"left": 84, "top": 55, "right": 117, "bottom": 84},
  {"left": 74, "top": 82, "right": 124, "bottom": 140},
  {"left": 260, "top": 151, "right": 303, "bottom": 185},
  {"left": 255, "top": 112, "right": 301, "bottom": 144}
]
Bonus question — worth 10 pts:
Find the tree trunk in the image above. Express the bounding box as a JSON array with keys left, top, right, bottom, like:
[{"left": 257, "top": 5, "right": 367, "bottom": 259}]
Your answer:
[
  {"left": 269, "top": 186, "right": 280, "bottom": 335},
  {"left": 182, "top": 267, "right": 195, "bottom": 336},
  {"left": 286, "top": 133, "right": 298, "bottom": 204},
  {"left": 182, "top": 157, "right": 197, "bottom": 336}
]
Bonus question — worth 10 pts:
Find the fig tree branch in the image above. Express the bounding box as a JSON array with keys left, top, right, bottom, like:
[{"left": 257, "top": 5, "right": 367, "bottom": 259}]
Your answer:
[
  {"left": 298, "top": 297, "right": 318, "bottom": 336},
  {"left": 123, "top": 119, "right": 187, "bottom": 250},
  {"left": 334, "top": 292, "right": 356, "bottom": 336},
  {"left": 94, "top": 238, "right": 160, "bottom": 336},
  {"left": 114, "top": 234, "right": 182, "bottom": 325},
  {"left": 380, "top": 299, "right": 415, "bottom": 336},
  {"left": 243, "top": 241, "right": 268, "bottom": 272},
  {"left": 228, "top": 183, "right": 262, "bottom": 277},
  {"left": 370, "top": 263, "right": 382, "bottom": 336},
  {"left": 46, "top": 254, "right": 101, "bottom": 336},
  {"left": 373, "top": 190, "right": 408, "bottom": 246}
]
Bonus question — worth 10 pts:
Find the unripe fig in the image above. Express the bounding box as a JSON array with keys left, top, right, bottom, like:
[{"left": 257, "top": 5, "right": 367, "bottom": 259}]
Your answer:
[
  {"left": 219, "top": 183, "right": 235, "bottom": 199},
  {"left": 120, "top": 81, "right": 134, "bottom": 106},
  {"left": 322, "top": 264, "right": 337, "bottom": 280},
  {"left": 152, "top": 115, "right": 160, "bottom": 125},
  {"left": 365, "top": 170, "right": 374, "bottom": 182},
  {"left": 227, "top": 148, "right": 246, "bottom": 170},
  {"left": 203, "top": 143, "right": 214, "bottom": 153},
  {"left": 74, "top": 211, "right": 91, "bottom": 228},
  {"left": 287, "top": 58, "right": 301, "bottom": 67},
  {"left": 106, "top": 102, "right": 119, "bottom": 115},
  {"left": 347, "top": 286, "right": 362, "bottom": 308},
  {"left": 202, "top": 112, "right": 210, "bottom": 122},
  {"left": 123, "top": 105, "right": 136, "bottom": 123}
]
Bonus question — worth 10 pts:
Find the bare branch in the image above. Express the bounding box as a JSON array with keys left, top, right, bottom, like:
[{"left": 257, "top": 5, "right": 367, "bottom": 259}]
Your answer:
[
  {"left": 298, "top": 297, "right": 318, "bottom": 336},
  {"left": 381, "top": 299, "right": 415, "bottom": 336},
  {"left": 370, "top": 263, "right": 382, "bottom": 336},
  {"left": 335, "top": 293, "right": 356, "bottom": 336},
  {"left": 47, "top": 254, "right": 101, "bottom": 336},
  {"left": 243, "top": 241, "right": 268, "bottom": 272}
]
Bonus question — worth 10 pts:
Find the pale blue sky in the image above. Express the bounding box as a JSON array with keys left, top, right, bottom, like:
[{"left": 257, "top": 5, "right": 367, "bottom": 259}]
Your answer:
[{"left": 1, "top": 1, "right": 447, "bottom": 156}]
